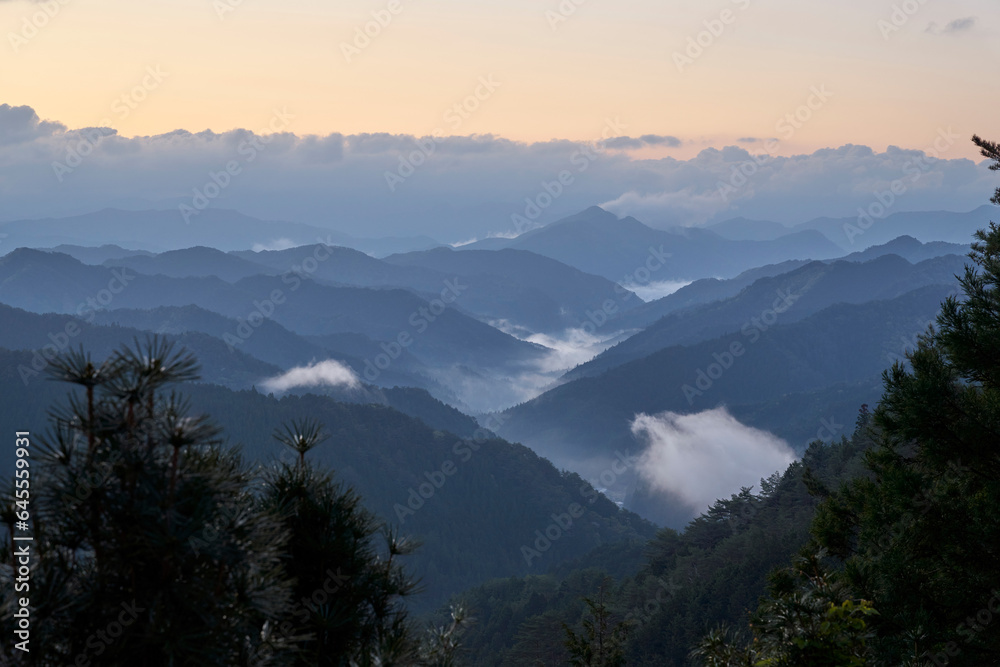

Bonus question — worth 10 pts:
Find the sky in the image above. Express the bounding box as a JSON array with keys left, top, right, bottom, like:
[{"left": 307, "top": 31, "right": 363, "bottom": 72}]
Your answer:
[{"left": 0, "top": 0, "right": 997, "bottom": 239}]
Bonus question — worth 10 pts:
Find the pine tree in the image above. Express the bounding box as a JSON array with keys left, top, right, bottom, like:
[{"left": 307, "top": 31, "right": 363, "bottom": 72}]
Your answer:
[
  {"left": 692, "top": 552, "right": 876, "bottom": 667},
  {"left": 811, "top": 136, "right": 1000, "bottom": 665},
  {"left": 0, "top": 337, "right": 296, "bottom": 666},
  {"left": 257, "top": 419, "right": 422, "bottom": 666},
  {"left": 563, "top": 578, "right": 630, "bottom": 667}
]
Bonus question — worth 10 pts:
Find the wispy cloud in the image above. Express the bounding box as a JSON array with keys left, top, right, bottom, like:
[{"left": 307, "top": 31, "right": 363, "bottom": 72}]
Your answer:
[
  {"left": 926, "top": 17, "right": 976, "bottom": 35},
  {"left": 603, "top": 135, "right": 683, "bottom": 150},
  {"left": 261, "top": 359, "right": 360, "bottom": 393}
]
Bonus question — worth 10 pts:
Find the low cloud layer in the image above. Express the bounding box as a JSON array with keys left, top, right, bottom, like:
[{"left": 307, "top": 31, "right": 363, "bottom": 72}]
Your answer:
[
  {"left": 631, "top": 408, "right": 796, "bottom": 513},
  {"left": 261, "top": 359, "right": 360, "bottom": 393},
  {"left": 0, "top": 104, "right": 65, "bottom": 146},
  {"left": 0, "top": 104, "right": 993, "bottom": 242}
]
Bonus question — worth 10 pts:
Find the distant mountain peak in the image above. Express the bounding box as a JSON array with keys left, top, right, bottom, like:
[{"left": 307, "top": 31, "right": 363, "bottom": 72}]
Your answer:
[{"left": 548, "top": 206, "right": 620, "bottom": 227}]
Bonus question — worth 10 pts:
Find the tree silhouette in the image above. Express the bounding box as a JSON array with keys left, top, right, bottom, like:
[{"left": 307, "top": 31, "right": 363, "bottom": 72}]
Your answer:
[
  {"left": 1, "top": 337, "right": 295, "bottom": 666},
  {"left": 256, "top": 419, "right": 421, "bottom": 666}
]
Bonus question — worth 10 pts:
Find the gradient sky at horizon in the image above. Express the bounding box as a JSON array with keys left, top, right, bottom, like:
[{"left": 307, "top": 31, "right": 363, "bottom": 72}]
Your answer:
[{"left": 1, "top": 0, "right": 996, "bottom": 159}]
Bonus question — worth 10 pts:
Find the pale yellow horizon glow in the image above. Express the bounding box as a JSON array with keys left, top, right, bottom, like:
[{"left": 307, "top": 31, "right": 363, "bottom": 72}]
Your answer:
[{"left": 1, "top": 0, "right": 996, "bottom": 160}]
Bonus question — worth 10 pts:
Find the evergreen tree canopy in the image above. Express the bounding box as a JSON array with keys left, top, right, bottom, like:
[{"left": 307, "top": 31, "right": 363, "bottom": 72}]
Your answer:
[{"left": 810, "top": 137, "right": 1000, "bottom": 665}]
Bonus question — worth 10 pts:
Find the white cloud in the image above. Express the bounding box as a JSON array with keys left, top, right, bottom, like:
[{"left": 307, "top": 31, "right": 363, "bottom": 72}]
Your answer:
[
  {"left": 261, "top": 359, "right": 360, "bottom": 392},
  {"left": 0, "top": 104, "right": 992, "bottom": 241},
  {"left": 631, "top": 407, "right": 796, "bottom": 513},
  {"left": 252, "top": 238, "right": 297, "bottom": 252}
]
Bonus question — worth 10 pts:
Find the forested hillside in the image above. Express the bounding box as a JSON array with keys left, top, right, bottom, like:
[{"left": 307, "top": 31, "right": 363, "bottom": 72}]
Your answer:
[{"left": 0, "top": 344, "right": 654, "bottom": 613}]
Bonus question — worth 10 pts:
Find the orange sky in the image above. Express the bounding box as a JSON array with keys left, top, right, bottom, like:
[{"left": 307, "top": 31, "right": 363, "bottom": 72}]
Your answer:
[{"left": 1, "top": 0, "right": 996, "bottom": 159}]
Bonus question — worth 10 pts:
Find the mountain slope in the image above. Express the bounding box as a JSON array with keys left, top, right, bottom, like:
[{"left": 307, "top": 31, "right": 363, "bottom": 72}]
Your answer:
[
  {"left": 106, "top": 246, "right": 278, "bottom": 282},
  {"left": 0, "top": 346, "right": 655, "bottom": 611},
  {"left": 572, "top": 253, "right": 964, "bottom": 379},
  {"left": 793, "top": 206, "right": 992, "bottom": 250},
  {"left": 383, "top": 246, "right": 640, "bottom": 332},
  {"left": 460, "top": 206, "right": 843, "bottom": 282},
  {"left": 497, "top": 284, "right": 955, "bottom": 503},
  {"left": 0, "top": 249, "right": 544, "bottom": 370},
  {"left": 44, "top": 244, "right": 152, "bottom": 265}
]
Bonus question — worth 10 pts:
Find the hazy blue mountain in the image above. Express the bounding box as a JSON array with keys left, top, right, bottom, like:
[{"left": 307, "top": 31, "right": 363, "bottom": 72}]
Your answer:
[
  {"left": 91, "top": 304, "right": 343, "bottom": 369},
  {"left": 706, "top": 217, "right": 793, "bottom": 241},
  {"left": 90, "top": 304, "right": 458, "bottom": 401},
  {"left": 461, "top": 206, "right": 843, "bottom": 282},
  {"left": 351, "top": 235, "right": 443, "bottom": 257},
  {"left": 0, "top": 207, "right": 442, "bottom": 256},
  {"left": 792, "top": 205, "right": 993, "bottom": 250},
  {"left": 105, "top": 246, "right": 279, "bottom": 282},
  {"left": 0, "top": 249, "right": 546, "bottom": 385},
  {"left": 0, "top": 208, "right": 334, "bottom": 252},
  {"left": 232, "top": 243, "right": 440, "bottom": 286},
  {"left": 496, "top": 284, "right": 956, "bottom": 512},
  {"left": 608, "top": 236, "right": 970, "bottom": 332},
  {"left": 835, "top": 235, "right": 968, "bottom": 263},
  {"left": 383, "top": 246, "right": 640, "bottom": 331},
  {"left": 573, "top": 253, "right": 965, "bottom": 379},
  {"left": 231, "top": 243, "right": 635, "bottom": 334},
  {"left": 1, "top": 301, "right": 488, "bottom": 438},
  {"left": 43, "top": 244, "right": 152, "bottom": 265},
  {"left": 610, "top": 259, "right": 811, "bottom": 331},
  {"left": 0, "top": 302, "right": 283, "bottom": 390}
]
